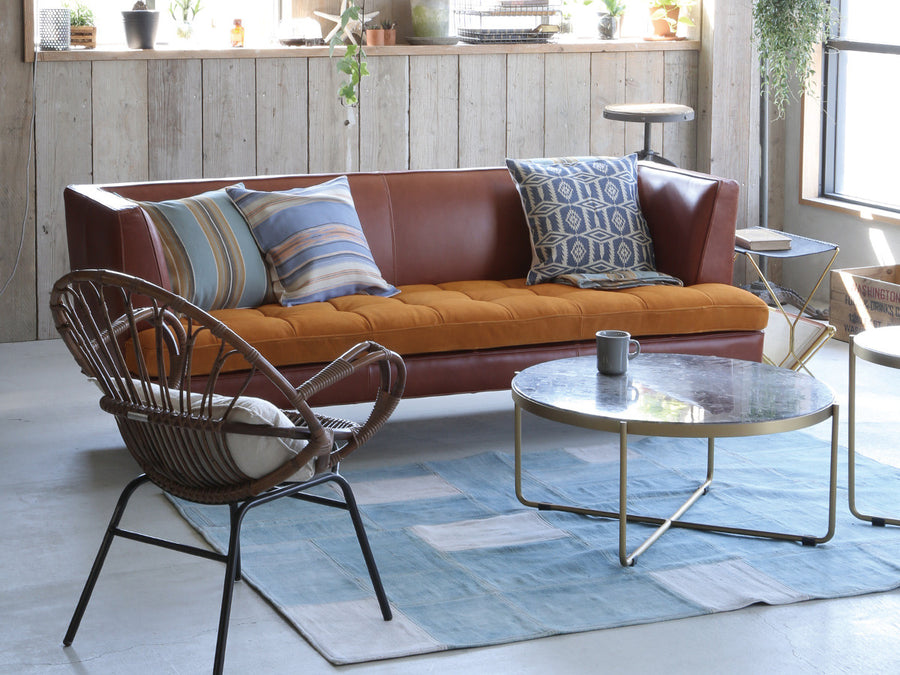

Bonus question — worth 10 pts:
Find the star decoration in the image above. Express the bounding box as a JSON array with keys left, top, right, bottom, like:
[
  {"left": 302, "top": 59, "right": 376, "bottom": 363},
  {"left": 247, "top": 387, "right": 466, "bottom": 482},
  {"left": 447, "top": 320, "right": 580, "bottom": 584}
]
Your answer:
[{"left": 314, "top": 0, "right": 380, "bottom": 45}]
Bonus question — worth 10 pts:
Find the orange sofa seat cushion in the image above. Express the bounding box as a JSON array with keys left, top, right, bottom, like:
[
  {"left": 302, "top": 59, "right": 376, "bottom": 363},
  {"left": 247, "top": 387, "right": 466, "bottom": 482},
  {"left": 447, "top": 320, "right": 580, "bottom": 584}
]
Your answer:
[{"left": 145, "top": 279, "right": 767, "bottom": 376}]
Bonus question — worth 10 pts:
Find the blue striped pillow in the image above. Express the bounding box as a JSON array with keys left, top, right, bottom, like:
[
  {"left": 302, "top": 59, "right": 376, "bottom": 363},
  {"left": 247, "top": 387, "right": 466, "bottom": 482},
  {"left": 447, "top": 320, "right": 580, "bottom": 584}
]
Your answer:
[
  {"left": 137, "top": 185, "right": 272, "bottom": 310},
  {"left": 226, "top": 178, "right": 398, "bottom": 306}
]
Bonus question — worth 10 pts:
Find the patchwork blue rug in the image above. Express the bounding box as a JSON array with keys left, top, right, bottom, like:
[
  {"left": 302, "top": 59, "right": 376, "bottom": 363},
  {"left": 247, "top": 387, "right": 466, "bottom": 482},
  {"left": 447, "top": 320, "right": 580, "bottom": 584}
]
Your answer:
[{"left": 169, "top": 431, "right": 900, "bottom": 664}]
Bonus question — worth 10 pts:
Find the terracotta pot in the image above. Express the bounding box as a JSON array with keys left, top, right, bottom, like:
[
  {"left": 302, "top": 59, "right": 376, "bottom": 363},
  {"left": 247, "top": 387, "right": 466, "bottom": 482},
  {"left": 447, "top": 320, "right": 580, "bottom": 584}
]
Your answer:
[
  {"left": 383, "top": 28, "right": 396, "bottom": 46},
  {"left": 366, "top": 29, "right": 383, "bottom": 46},
  {"left": 650, "top": 6, "right": 679, "bottom": 38}
]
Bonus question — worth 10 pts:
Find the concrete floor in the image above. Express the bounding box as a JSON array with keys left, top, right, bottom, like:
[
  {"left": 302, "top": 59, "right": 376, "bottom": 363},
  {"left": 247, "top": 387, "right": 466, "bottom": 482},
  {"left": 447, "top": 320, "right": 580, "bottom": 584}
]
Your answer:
[{"left": 1, "top": 337, "right": 899, "bottom": 674}]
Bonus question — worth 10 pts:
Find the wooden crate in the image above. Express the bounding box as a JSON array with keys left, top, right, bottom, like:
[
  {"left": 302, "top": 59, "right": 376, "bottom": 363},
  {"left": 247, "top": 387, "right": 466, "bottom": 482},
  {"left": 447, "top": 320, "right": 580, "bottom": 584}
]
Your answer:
[
  {"left": 70, "top": 26, "right": 96, "bottom": 49},
  {"left": 830, "top": 265, "right": 900, "bottom": 342}
]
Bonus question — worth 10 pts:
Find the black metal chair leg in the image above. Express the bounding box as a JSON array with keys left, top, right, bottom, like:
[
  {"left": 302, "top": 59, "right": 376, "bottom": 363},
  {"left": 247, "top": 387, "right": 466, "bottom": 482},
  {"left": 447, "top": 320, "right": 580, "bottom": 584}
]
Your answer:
[
  {"left": 213, "top": 501, "right": 248, "bottom": 675},
  {"left": 63, "top": 474, "right": 151, "bottom": 646},
  {"left": 228, "top": 502, "right": 242, "bottom": 582},
  {"left": 328, "top": 474, "right": 392, "bottom": 621}
]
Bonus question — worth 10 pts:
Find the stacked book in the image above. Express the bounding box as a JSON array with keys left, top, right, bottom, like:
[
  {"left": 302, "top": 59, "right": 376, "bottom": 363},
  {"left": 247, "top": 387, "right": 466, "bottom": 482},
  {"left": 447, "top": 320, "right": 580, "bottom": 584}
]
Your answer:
[{"left": 735, "top": 228, "right": 792, "bottom": 251}]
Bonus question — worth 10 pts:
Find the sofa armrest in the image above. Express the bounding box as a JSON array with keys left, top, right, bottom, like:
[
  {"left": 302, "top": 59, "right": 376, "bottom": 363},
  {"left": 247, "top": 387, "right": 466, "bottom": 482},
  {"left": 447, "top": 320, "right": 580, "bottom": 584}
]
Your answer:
[
  {"left": 64, "top": 184, "right": 171, "bottom": 289},
  {"left": 638, "top": 163, "right": 740, "bottom": 286}
]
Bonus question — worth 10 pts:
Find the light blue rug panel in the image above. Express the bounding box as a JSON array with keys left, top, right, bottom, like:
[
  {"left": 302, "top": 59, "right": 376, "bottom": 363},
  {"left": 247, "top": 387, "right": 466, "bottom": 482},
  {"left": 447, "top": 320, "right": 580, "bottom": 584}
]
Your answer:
[{"left": 169, "top": 431, "right": 900, "bottom": 664}]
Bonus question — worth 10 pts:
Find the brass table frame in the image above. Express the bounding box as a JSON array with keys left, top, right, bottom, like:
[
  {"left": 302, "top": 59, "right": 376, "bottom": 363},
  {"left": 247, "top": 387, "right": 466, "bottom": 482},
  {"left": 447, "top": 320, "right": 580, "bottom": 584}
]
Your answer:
[
  {"left": 849, "top": 327, "right": 900, "bottom": 527},
  {"left": 512, "top": 360, "right": 839, "bottom": 567},
  {"left": 735, "top": 230, "right": 839, "bottom": 375}
]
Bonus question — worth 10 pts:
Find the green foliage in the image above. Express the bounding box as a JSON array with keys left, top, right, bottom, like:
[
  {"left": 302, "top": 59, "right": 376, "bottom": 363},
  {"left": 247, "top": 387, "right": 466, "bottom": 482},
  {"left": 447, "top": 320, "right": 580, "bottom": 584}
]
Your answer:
[
  {"left": 65, "top": 2, "right": 95, "bottom": 26},
  {"left": 650, "top": 0, "right": 696, "bottom": 30},
  {"left": 169, "top": 0, "right": 202, "bottom": 23},
  {"left": 601, "top": 0, "right": 626, "bottom": 16},
  {"left": 753, "top": 0, "right": 834, "bottom": 118},
  {"left": 329, "top": 0, "right": 369, "bottom": 107}
]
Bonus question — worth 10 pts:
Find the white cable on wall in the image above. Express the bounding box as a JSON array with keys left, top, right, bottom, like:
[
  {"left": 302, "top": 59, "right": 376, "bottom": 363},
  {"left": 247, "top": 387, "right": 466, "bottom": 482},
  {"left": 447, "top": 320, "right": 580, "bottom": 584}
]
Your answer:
[{"left": 0, "top": 60, "right": 36, "bottom": 300}]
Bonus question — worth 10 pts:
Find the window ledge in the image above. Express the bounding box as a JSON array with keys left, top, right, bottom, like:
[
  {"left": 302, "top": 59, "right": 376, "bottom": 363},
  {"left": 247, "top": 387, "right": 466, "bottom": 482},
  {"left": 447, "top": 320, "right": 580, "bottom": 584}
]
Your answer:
[
  {"left": 33, "top": 37, "right": 700, "bottom": 62},
  {"left": 800, "top": 195, "right": 900, "bottom": 228}
]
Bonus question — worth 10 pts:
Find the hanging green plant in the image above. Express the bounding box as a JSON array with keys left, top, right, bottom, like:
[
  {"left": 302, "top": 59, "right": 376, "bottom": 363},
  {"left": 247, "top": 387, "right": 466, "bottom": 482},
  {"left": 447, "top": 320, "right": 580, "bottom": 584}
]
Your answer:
[
  {"left": 752, "top": 0, "right": 835, "bottom": 117},
  {"left": 329, "top": 0, "right": 370, "bottom": 107}
]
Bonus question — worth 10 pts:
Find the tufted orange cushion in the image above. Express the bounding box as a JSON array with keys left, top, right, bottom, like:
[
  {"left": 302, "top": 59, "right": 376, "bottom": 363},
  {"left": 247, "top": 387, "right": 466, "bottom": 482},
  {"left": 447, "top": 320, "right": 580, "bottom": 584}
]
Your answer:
[{"left": 142, "top": 279, "right": 767, "bottom": 377}]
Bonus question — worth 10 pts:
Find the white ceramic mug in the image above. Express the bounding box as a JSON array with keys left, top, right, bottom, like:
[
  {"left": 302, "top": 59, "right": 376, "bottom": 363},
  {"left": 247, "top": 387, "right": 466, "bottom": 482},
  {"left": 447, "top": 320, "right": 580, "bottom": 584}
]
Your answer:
[{"left": 596, "top": 330, "right": 640, "bottom": 376}]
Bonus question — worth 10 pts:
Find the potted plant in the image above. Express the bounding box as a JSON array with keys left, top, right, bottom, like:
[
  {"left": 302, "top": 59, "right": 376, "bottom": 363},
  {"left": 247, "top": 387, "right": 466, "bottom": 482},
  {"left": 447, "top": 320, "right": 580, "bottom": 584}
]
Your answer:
[
  {"left": 365, "top": 19, "right": 396, "bottom": 46},
  {"left": 752, "top": 0, "right": 834, "bottom": 117},
  {"left": 123, "top": 0, "right": 160, "bottom": 49},
  {"left": 598, "top": 0, "right": 626, "bottom": 40},
  {"left": 330, "top": 0, "right": 369, "bottom": 106},
  {"left": 169, "top": 0, "right": 202, "bottom": 39},
  {"left": 648, "top": 0, "right": 695, "bottom": 38},
  {"left": 66, "top": 2, "right": 96, "bottom": 48}
]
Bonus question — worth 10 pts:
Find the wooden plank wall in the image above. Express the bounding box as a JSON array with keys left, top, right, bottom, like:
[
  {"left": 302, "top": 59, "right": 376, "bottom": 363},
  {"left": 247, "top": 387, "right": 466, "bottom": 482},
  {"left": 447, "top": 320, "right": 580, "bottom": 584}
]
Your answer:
[
  {"left": 6, "top": 48, "right": 699, "bottom": 342},
  {"left": 0, "top": 0, "right": 36, "bottom": 342}
]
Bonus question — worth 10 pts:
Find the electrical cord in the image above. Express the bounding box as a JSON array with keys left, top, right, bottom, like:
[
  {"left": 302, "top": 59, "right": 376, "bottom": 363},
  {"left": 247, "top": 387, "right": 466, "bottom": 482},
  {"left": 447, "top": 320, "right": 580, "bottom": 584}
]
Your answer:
[{"left": 0, "top": 60, "right": 36, "bottom": 300}]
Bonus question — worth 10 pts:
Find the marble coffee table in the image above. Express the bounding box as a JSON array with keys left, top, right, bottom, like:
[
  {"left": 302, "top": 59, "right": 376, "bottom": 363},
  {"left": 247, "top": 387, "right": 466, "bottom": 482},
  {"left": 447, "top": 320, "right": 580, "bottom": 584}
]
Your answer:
[{"left": 511, "top": 353, "right": 838, "bottom": 566}]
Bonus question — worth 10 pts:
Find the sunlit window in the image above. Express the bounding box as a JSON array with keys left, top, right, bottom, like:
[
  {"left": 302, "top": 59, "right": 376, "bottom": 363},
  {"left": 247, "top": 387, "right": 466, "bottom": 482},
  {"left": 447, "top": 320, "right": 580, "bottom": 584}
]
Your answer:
[
  {"left": 36, "top": 0, "right": 289, "bottom": 48},
  {"left": 822, "top": 0, "right": 900, "bottom": 213}
]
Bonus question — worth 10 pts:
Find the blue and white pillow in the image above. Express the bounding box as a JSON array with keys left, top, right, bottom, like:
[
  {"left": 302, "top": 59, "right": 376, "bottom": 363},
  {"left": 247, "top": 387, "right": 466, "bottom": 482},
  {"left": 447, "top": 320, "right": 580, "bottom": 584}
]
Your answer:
[
  {"left": 227, "top": 178, "right": 398, "bottom": 306},
  {"left": 506, "top": 154, "right": 658, "bottom": 286}
]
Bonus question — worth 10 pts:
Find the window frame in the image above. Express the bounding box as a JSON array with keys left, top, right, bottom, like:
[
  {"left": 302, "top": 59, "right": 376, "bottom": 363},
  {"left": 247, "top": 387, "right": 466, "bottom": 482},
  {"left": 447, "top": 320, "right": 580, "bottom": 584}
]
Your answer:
[{"left": 819, "top": 2, "right": 900, "bottom": 216}]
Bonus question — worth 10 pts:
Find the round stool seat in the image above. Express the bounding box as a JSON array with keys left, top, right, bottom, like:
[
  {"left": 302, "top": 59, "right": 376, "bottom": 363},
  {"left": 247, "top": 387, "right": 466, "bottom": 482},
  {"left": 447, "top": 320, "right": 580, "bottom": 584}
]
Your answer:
[
  {"left": 602, "top": 103, "right": 694, "bottom": 166},
  {"left": 602, "top": 103, "right": 694, "bottom": 124}
]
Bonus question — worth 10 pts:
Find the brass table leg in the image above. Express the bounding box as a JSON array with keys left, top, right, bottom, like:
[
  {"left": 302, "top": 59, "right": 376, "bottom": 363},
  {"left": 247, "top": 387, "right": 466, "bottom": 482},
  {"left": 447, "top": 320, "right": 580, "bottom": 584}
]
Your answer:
[
  {"left": 514, "top": 404, "right": 840, "bottom": 566},
  {"left": 741, "top": 249, "right": 838, "bottom": 375},
  {"left": 848, "top": 340, "right": 900, "bottom": 527}
]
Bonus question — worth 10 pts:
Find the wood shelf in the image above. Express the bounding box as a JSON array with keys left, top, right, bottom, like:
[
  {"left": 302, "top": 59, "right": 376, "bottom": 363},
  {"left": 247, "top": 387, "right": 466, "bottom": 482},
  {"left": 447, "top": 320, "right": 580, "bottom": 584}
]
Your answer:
[{"left": 33, "top": 37, "right": 700, "bottom": 61}]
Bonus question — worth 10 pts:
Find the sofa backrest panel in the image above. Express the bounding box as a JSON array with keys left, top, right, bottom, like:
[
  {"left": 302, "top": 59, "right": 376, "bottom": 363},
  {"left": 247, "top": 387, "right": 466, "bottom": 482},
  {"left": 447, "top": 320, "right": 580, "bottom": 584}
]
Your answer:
[
  {"left": 64, "top": 163, "right": 740, "bottom": 294},
  {"left": 638, "top": 163, "right": 739, "bottom": 286},
  {"left": 383, "top": 169, "right": 533, "bottom": 286}
]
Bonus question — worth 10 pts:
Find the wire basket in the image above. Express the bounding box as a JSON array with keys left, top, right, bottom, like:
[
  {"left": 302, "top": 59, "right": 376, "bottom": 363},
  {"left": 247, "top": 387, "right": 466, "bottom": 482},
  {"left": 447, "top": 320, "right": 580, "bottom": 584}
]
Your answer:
[
  {"left": 455, "top": 0, "right": 561, "bottom": 44},
  {"left": 39, "top": 8, "right": 71, "bottom": 51}
]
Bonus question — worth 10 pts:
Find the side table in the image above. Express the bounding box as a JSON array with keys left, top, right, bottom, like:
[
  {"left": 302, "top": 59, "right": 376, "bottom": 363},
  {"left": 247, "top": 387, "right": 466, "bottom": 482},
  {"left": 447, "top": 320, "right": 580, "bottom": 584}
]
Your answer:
[
  {"left": 735, "top": 228, "right": 839, "bottom": 373},
  {"left": 849, "top": 326, "right": 900, "bottom": 527}
]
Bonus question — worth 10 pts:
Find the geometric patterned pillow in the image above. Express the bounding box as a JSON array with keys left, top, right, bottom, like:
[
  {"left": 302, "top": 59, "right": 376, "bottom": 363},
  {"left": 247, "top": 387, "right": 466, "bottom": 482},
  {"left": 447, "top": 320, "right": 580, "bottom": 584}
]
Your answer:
[
  {"left": 136, "top": 184, "right": 274, "bottom": 310},
  {"left": 506, "top": 154, "right": 657, "bottom": 285},
  {"left": 226, "top": 177, "right": 399, "bottom": 307}
]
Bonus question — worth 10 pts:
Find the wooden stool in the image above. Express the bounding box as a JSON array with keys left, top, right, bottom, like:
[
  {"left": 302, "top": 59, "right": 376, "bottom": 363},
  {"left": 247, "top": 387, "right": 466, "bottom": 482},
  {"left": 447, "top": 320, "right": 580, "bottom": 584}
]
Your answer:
[{"left": 602, "top": 103, "right": 694, "bottom": 166}]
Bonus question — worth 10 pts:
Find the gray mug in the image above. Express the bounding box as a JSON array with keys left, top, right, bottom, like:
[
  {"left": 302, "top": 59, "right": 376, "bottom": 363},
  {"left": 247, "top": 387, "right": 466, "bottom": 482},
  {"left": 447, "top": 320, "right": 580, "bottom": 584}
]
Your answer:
[{"left": 596, "top": 330, "right": 640, "bottom": 376}]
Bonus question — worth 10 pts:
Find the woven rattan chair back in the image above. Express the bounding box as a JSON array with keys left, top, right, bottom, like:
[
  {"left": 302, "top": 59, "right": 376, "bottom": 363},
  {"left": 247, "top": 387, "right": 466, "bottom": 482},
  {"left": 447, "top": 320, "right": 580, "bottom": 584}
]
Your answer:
[
  {"left": 50, "top": 269, "right": 405, "bottom": 503},
  {"left": 51, "top": 269, "right": 404, "bottom": 674}
]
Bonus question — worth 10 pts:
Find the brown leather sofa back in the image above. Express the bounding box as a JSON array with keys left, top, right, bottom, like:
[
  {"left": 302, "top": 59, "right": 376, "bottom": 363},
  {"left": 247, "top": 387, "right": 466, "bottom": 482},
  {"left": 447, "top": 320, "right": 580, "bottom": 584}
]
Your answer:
[{"left": 64, "top": 163, "right": 738, "bottom": 291}]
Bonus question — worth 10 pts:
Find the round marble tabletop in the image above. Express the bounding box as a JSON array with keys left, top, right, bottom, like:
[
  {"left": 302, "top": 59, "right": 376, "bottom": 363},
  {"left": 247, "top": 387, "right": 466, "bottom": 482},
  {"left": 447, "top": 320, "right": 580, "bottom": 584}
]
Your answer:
[
  {"left": 852, "top": 326, "right": 900, "bottom": 369},
  {"left": 511, "top": 353, "right": 835, "bottom": 437}
]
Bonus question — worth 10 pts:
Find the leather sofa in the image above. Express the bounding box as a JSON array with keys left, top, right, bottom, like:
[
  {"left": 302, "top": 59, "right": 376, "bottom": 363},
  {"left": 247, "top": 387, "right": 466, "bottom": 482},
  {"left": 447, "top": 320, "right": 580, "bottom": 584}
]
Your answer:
[{"left": 64, "top": 163, "right": 768, "bottom": 405}]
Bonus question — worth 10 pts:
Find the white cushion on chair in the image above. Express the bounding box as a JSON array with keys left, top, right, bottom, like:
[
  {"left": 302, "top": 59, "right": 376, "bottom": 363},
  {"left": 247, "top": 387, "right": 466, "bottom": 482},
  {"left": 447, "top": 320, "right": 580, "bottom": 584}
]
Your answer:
[{"left": 128, "top": 380, "right": 315, "bottom": 483}]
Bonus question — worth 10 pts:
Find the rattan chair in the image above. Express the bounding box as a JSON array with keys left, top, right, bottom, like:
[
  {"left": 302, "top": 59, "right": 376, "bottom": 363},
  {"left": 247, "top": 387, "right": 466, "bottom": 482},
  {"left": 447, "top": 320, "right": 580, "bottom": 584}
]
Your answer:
[{"left": 51, "top": 269, "right": 406, "bottom": 674}]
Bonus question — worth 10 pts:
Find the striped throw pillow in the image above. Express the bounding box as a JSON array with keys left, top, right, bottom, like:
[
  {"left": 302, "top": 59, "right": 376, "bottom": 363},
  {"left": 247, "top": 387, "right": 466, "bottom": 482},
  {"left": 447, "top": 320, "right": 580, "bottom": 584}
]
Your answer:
[
  {"left": 226, "top": 177, "right": 398, "bottom": 306},
  {"left": 137, "top": 185, "right": 272, "bottom": 310}
]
